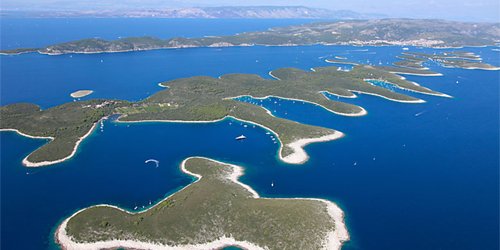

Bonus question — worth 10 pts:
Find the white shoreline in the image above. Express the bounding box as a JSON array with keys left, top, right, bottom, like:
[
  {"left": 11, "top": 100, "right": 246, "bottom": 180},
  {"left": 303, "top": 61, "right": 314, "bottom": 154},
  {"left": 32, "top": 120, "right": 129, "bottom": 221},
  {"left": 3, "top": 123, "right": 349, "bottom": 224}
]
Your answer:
[
  {"left": 268, "top": 70, "right": 281, "bottom": 80},
  {"left": 321, "top": 90, "right": 358, "bottom": 99},
  {"left": 388, "top": 70, "right": 443, "bottom": 77},
  {"left": 55, "top": 156, "right": 348, "bottom": 250},
  {"left": 346, "top": 89, "right": 425, "bottom": 103},
  {"left": 227, "top": 94, "right": 367, "bottom": 117},
  {"left": 281, "top": 132, "right": 344, "bottom": 164},
  {"left": 1, "top": 121, "right": 100, "bottom": 167},
  {"left": 363, "top": 79, "right": 452, "bottom": 98},
  {"left": 325, "top": 59, "right": 359, "bottom": 65},
  {"left": 0, "top": 128, "right": 54, "bottom": 140}
]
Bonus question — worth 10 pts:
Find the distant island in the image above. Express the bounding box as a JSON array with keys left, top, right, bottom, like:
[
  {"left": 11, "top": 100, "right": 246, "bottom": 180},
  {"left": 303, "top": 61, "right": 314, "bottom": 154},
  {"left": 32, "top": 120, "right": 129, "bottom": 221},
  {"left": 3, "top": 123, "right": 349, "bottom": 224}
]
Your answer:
[
  {"left": 395, "top": 51, "right": 500, "bottom": 70},
  {"left": 0, "top": 63, "right": 454, "bottom": 167},
  {"left": 1, "top": 6, "right": 384, "bottom": 19},
  {"left": 56, "top": 157, "right": 349, "bottom": 249},
  {"left": 1, "top": 19, "right": 499, "bottom": 55}
]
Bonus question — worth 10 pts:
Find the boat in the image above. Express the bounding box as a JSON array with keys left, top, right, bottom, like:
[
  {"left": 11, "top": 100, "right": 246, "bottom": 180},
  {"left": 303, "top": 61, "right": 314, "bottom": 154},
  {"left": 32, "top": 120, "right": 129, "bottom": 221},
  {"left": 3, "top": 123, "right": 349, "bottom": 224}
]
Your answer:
[
  {"left": 235, "top": 135, "right": 247, "bottom": 140},
  {"left": 271, "top": 181, "right": 274, "bottom": 187}
]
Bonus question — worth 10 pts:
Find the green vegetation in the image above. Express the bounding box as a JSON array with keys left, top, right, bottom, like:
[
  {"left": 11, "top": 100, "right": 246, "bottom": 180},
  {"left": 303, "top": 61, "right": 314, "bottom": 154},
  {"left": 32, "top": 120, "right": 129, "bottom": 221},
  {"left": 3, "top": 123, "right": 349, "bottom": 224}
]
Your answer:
[
  {"left": 2, "top": 19, "right": 499, "bottom": 55},
  {"left": 1, "top": 65, "right": 448, "bottom": 166},
  {"left": 393, "top": 51, "right": 500, "bottom": 70},
  {"left": 0, "top": 48, "right": 38, "bottom": 55},
  {"left": 63, "top": 157, "right": 342, "bottom": 249},
  {"left": 0, "top": 100, "right": 127, "bottom": 164}
]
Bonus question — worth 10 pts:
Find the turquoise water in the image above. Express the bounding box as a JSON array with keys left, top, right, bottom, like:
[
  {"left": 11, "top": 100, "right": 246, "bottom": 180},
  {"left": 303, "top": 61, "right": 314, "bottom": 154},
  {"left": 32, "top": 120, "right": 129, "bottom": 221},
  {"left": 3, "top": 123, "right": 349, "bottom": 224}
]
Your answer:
[{"left": 1, "top": 19, "right": 499, "bottom": 250}]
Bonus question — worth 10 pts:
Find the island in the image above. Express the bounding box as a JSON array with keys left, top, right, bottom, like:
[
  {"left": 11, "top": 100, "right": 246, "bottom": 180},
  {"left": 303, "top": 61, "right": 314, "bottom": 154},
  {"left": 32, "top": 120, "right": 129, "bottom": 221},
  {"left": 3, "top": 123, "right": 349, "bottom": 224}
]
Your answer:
[
  {"left": 56, "top": 157, "right": 349, "bottom": 250},
  {"left": 325, "top": 50, "right": 500, "bottom": 73},
  {"left": 1, "top": 19, "right": 499, "bottom": 55},
  {"left": 1, "top": 65, "right": 450, "bottom": 167},
  {"left": 71, "top": 90, "right": 94, "bottom": 98},
  {"left": 394, "top": 51, "right": 500, "bottom": 70}
]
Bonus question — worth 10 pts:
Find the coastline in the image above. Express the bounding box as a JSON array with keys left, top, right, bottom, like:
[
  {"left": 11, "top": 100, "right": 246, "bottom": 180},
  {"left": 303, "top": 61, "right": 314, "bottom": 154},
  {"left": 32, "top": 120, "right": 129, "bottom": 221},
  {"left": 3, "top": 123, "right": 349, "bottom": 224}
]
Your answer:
[
  {"left": 387, "top": 70, "right": 443, "bottom": 77},
  {"left": 268, "top": 70, "right": 281, "bottom": 80},
  {"left": 325, "top": 59, "right": 359, "bottom": 65},
  {"left": 363, "top": 79, "right": 452, "bottom": 98},
  {"left": 227, "top": 94, "right": 368, "bottom": 117},
  {"left": 346, "top": 89, "right": 426, "bottom": 103},
  {"left": 281, "top": 132, "right": 345, "bottom": 164},
  {"left": 2, "top": 41, "right": 498, "bottom": 57},
  {"left": 0, "top": 128, "right": 54, "bottom": 140},
  {"left": 55, "top": 156, "right": 349, "bottom": 250},
  {"left": 1, "top": 120, "right": 100, "bottom": 167},
  {"left": 320, "top": 91, "right": 358, "bottom": 99},
  {"left": 440, "top": 65, "right": 500, "bottom": 71}
]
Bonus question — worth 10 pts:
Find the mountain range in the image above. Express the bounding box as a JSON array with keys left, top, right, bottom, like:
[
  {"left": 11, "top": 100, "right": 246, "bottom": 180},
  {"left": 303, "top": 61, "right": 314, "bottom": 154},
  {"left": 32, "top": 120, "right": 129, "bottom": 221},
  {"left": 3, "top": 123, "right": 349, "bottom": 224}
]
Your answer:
[{"left": 1, "top": 6, "right": 386, "bottom": 19}]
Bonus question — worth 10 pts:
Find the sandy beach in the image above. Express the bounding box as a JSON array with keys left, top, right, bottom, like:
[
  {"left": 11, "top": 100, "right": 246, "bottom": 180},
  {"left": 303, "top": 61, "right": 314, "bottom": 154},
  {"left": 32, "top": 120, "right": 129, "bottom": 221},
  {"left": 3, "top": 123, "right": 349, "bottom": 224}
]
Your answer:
[
  {"left": 55, "top": 156, "right": 349, "bottom": 250},
  {"left": 282, "top": 132, "right": 345, "bottom": 164}
]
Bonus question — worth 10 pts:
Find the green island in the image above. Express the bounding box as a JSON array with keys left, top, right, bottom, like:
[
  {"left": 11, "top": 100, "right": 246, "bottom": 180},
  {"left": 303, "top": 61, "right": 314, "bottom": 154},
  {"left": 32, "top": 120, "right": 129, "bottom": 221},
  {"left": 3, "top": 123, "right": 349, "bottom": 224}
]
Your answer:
[
  {"left": 394, "top": 51, "right": 500, "bottom": 70},
  {"left": 1, "top": 65, "right": 450, "bottom": 167},
  {"left": 1, "top": 19, "right": 499, "bottom": 55},
  {"left": 56, "top": 157, "right": 349, "bottom": 249}
]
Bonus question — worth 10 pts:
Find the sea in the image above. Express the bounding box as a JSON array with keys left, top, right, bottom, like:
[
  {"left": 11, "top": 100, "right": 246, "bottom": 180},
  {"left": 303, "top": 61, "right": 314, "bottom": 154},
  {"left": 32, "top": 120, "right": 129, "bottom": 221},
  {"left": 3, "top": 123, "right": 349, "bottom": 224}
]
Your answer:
[{"left": 1, "top": 18, "right": 499, "bottom": 250}]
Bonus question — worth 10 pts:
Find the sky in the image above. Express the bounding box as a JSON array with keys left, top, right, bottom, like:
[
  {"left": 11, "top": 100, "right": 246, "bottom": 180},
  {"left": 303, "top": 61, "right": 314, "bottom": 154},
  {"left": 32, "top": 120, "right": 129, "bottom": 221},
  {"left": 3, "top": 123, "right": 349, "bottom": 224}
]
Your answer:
[{"left": 1, "top": 0, "right": 499, "bottom": 22}]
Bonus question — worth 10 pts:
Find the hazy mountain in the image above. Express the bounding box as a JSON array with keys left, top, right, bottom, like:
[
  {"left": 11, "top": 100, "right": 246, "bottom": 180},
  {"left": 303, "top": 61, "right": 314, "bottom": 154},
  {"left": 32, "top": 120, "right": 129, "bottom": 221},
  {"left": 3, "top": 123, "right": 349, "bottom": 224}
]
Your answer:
[{"left": 1, "top": 6, "right": 386, "bottom": 19}]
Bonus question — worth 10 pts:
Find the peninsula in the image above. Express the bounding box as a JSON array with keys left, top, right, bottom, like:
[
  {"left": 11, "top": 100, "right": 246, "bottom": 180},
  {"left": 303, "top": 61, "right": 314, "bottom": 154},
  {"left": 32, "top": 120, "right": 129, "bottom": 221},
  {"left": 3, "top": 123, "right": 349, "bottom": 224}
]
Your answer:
[
  {"left": 1, "top": 65, "right": 450, "bottom": 167},
  {"left": 56, "top": 157, "right": 349, "bottom": 250},
  {"left": 1, "top": 19, "right": 499, "bottom": 55}
]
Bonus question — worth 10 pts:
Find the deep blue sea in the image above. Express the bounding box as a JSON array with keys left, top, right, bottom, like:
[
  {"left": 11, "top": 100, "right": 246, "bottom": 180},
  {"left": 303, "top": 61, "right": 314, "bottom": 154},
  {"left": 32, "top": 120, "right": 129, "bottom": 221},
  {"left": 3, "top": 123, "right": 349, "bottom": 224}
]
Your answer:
[{"left": 1, "top": 18, "right": 499, "bottom": 250}]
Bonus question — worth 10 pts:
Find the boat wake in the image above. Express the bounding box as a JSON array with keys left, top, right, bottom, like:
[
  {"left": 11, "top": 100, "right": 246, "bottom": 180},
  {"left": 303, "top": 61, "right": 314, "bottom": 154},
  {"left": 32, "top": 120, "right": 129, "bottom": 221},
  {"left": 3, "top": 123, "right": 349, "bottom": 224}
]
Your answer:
[{"left": 145, "top": 159, "right": 160, "bottom": 168}]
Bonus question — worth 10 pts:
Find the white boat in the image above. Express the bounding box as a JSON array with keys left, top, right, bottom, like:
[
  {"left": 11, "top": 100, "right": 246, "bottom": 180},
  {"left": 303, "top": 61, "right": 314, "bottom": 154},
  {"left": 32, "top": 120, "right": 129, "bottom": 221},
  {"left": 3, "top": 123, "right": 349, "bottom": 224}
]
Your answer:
[{"left": 235, "top": 135, "right": 247, "bottom": 140}]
